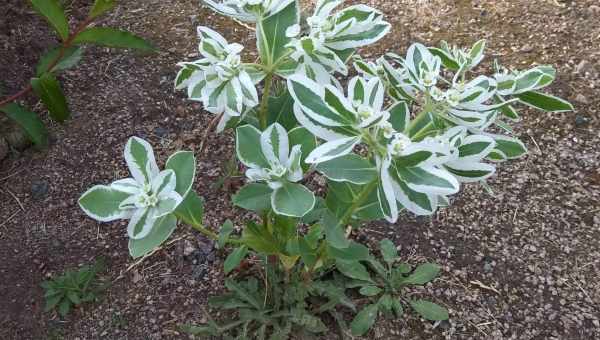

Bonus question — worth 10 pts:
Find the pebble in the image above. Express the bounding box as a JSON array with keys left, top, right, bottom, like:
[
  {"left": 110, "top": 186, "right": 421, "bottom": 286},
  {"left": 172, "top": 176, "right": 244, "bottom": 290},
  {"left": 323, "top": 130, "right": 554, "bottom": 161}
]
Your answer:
[
  {"left": 521, "top": 45, "right": 534, "bottom": 53},
  {"left": 574, "top": 115, "right": 589, "bottom": 126},
  {"left": 154, "top": 126, "right": 168, "bottom": 138},
  {"left": 574, "top": 94, "right": 589, "bottom": 104},
  {"left": 589, "top": 5, "right": 600, "bottom": 15},
  {"left": 31, "top": 180, "right": 49, "bottom": 200}
]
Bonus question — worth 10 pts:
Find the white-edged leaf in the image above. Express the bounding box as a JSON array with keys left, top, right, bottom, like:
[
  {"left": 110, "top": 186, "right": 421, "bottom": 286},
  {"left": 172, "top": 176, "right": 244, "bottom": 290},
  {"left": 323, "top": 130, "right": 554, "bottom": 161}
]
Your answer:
[
  {"left": 271, "top": 182, "right": 315, "bottom": 217},
  {"left": 78, "top": 185, "right": 131, "bottom": 222},
  {"left": 236, "top": 125, "right": 270, "bottom": 168},
  {"left": 305, "top": 136, "right": 361, "bottom": 164},
  {"left": 128, "top": 214, "right": 177, "bottom": 258},
  {"left": 124, "top": 137, "right": 159, "bottom": 185},
  {"left": 316, "top": 154, "right": 376, "bottom": 184}
]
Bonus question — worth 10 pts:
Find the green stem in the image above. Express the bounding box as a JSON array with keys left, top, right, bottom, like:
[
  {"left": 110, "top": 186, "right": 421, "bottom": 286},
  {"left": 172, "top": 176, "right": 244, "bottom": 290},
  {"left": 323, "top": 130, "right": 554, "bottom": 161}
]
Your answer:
[
  {"left": 190, "top": 223, "right": 243, "bottom": 245},
  {"left": 258, "top": 73, "right": 273, "bottom": 130}
]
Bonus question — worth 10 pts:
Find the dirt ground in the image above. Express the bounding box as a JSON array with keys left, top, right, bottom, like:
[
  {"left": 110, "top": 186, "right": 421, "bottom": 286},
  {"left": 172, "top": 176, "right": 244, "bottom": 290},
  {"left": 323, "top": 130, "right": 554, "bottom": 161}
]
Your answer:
[{"left": 1, "top": 0, "right": 599, "bottom": 339}]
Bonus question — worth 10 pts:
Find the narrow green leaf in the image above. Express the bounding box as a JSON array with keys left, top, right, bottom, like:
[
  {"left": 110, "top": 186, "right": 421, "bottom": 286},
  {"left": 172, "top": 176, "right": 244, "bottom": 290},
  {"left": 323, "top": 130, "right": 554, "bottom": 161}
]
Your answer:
[
  {"left": 0, "top": 103, "right": 48, "bottom": 147},
  {"left": 31, "top": 73, "right": 70, "bottom": 122},
  {"left": 30, "top": 0, "right": 69, "bottom": 40},
  {"left": 36, "top": 46, "right": 83, "bottom": 77},
  {"left": 359, "top": 285, "right": 382, "bottom": 297},
  {"left": 217, "top": 220, "right": 234, "bottom": 249},
  {"left": 90, "top": 0, "right": 116, "bottom": 18},
  {"left": 350, "top": 304, "right": 379, "bottom": 336},
  {"left": 224, "top": 246, "right": 248, "bottom": 274},
  {"left": 256, "top": 0, "right": 298, "bottom": 66},
  {"left": 74, "top": 28, "right": 155, "bottom": 51},
  {"left": 515, "top": 91, "right": 574, "bottom": 112},
  {"left": 67, "top": 291, "right": 81, "bottom": 304},
  {"left": 404, "top": 263, "right": 440, "bottom": 285},
  {"left": 410, "top": 300, "right": 449, "bottom": 321},
  {"left": 58, "top": 298, "right": 71, "bottom": 317}
]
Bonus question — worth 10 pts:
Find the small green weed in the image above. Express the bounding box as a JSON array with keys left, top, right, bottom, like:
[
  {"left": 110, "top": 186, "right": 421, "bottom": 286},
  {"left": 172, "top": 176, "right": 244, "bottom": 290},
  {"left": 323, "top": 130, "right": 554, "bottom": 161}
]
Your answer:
[{"left": 41, "top": 257, "right": 107, "bottom": 317}]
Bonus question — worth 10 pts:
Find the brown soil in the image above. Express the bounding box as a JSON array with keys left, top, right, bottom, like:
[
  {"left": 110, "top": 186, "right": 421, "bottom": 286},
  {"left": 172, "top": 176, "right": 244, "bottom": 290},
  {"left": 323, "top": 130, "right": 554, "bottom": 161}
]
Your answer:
[{"left": 1, "top": 0, "right": 599, "bottom": 339}]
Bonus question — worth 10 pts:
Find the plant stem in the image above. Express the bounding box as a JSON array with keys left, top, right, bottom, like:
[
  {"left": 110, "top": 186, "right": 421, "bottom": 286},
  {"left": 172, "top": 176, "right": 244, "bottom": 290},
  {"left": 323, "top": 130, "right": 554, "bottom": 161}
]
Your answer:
[
  {"left": 190, "top": 223, "right": 219, "bottom": 240},
  {"left": 258, "top": 73, "right": 273, "bottom": 130},
  {"left": 0, "top": 16, "right": 95, "bottom": 108}
]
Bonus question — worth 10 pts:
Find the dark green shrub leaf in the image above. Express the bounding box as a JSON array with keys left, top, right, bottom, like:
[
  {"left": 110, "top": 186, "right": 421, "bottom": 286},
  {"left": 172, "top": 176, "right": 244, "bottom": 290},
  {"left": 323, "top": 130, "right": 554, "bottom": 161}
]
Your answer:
[
  {"left": 0, "top": 103, "right": 48, "bottom": 147},
  {"left": 336, "top": 260, "right": 372, "bottom": 282},
  {"left": 90, "top": 0, "right": 116, "bottom": 18},
  {"left": 74, "top": 28, "right": 155, "bottom": 51},
  {"left": 30, "top": 73, "right": 70, "bottom": 122},
  {"left": 350, "top": 304, "right": 379, "bottom": 336},
  {"left": 410, "top": 300, "right": 449, "bottom": 321},
  {"left": 58, "top": 299, "right": 71, "bottom": 317},
  {"left": 30, "top": 0, "right": 69, "bottom": 40},
  {"left": 36, "top": 46, "right": 83, "bottom": 76}
]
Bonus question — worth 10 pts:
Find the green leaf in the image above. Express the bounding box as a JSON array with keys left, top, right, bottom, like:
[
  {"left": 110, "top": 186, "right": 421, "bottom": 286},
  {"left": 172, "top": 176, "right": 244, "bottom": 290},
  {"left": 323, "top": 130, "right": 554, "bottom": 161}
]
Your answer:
[
  {"left": 391, "top": 299, "right": 404, "bottom": 318},
  {"left": 58, "top": 298, "right": 71, "bottom": 317},
  {"left": 429, "top": 47, "right": 459, "bottom": 70},
  {"left": 232, "top": 183, "right": 272, "bottom": 213},
  {"left": 350, "top": 304, "right": 379, "bottom": 336},
  {"left": 236, "top": 125, "right": 270, "bottom": 168},
  {"left": 67, "top": 291, "right": 81, "bottom": 304},
  {"left": 31, "top": 73, "right": 70, "bottom": 122},
  {"left": 224, "top": 279, "right": 262, "bottom": 310},
  {"left": 165, "top": 151, "right": 196, "bottom": 197},
  {"left": 224, "top": 245, "right": 248, "bottom": 274},
  {"left": 379, "top": 238, "right": 398, "bottom": 265},
  {"left": 0, "top": 103, "right": 48, "bottom": 147},
  {"left": 30, "top": 0, "right": 69, "bottom": 41},
  {"left": 73, "top": 28, "right": 154, "bottom": 51},
  {"left": 44, "top": 294, "right": 63, "bottom": 312},
  {"left": 217, "top": 220, "right": 234, "bottom": 249},
  {"left": 242, "top": 221, "right": 280, "bottom": 254},
  {"left": 288, "top": 126, "right": 317, "bottom": 171},
  {"left": 317, "top": 154, "right": 377, "bottom": 185},
  {"left": 492, "top": 136, "right": 528, "bottom": 160},
  {"left": 359, "top": 285, "right": 382, "bottom": 297},
  {"left": 515, "top": 91, "right": 573, "bottom": 112},
  {"left": 36, "top": 46, "right": 83, "bottom": 77},
  {"left": 174, "top": 191, "right": 204, "bottom": 227},
  {"left": 336, "top": 260, "right": 372, "bottom": 282},
  {"left": 267, "top": 90, "right": 297, "bottom": 130},
  {"left": 271, "top": 182, "right": 315, "bottom": 217},
  {"left": 410, "top": 300, "right": 449, "bottom": 321},
  {"left": 128, "top": 214, "right": 177, "bottom": 258},
  {"left": 78, "top": 185, "right": 130, "bottom": 222},
  {"left": 256, "top": 0, "right": 298, "bottom": 66},
  {"left": 327, "top": 241, "right": 370, "bottom": 262},
  {"left": 404, "top": 263, "right": 440, "bottom": 285},
  {"left": 90, "top": 0, "right": 116, "bottom": 18},
  {"left": 180, "top": 323, "right": 219, "bottom": 336},
  {"left": 321, "top": 209, "right": 350, "bottom": 249}
]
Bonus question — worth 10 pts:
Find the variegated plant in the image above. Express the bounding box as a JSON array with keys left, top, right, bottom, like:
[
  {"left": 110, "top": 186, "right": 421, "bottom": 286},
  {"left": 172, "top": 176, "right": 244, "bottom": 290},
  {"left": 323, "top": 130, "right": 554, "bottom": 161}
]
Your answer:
[
  {"left": 79, "top": 137, "right": 198, "bottom": 258},
  {"left": 172, "top": 0, "right": 575, "bottom": 336}
]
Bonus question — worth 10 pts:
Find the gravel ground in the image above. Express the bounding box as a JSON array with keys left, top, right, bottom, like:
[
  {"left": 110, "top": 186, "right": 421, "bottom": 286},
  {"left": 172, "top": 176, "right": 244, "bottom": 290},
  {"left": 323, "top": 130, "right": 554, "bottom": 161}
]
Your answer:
[{"left": 0, "top": 0, "right": 599, "bottom": 339}]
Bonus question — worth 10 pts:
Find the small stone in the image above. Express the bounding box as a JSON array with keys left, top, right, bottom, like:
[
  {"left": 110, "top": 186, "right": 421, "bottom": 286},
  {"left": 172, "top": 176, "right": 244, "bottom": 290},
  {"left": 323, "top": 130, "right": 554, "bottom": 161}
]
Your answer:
[
  {"left": 575, "top": 115, "right": 589, "bottom": 126},
  {"left": 520, "top": 45, "right": 534, "bottom": 53},
  {"left": 31, "top": 180, "right": 49, "bottom": 200},
  {"left": 575, "top": 60, "right": 590, "bottom": 74},
  {"left": 183, "top": 240, "right": 195, "bottom": 257},
  {"left": 483, "top": 262, "right": 493, "bottom": 273},
  {"left": 154, "top": 126, "right": 168, "bottom": 137},
  {"left": 574, "top": 94, "right": 589, "bottom": 104}
]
